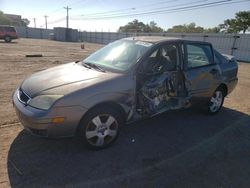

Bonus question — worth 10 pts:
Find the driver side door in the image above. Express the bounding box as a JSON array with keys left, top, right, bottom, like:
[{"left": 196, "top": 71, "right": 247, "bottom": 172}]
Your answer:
[{"left": 136, "top": 42, "right": 187, "bottom": 114}]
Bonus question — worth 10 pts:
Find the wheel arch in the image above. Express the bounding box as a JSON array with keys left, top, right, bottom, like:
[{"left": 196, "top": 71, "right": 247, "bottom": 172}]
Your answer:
[
  {"left": 90, "top": 101, "right": 127, "bottom": 121},
  {"left": 77, "top": 101, "right": 127, "bottom": 133},
  {"left": 217, "top": 83, "right": 228, "bottom": 97}
]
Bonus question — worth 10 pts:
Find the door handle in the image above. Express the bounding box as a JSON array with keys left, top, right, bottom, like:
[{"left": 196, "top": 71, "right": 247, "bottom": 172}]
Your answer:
[{"left": 210, "top": 69, "right": 218, "bottom": 75}]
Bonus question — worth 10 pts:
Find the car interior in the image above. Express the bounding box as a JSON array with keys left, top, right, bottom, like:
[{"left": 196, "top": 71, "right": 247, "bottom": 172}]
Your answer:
[{"left": 136, "top": 44, "right": 188, "bottom": 115}]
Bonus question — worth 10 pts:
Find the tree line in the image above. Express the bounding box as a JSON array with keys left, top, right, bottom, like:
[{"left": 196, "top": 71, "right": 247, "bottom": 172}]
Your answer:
[
  {"left": 0, "top": 10, "right": 249, "bottom": 33},
  {"left": 119, "top": 11, "right": 250, "bottom": 34}
]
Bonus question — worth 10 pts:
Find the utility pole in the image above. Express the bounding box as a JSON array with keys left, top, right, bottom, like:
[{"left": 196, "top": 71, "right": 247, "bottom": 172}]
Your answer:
[
  {"left": 64, "top": 6, "right": 71, "bottom": 28},
  {"left": 44, "top": 15, "right": 48, "bottom": 29},
  {"left": 33, "top": 18, "right": 36, "bottom": 28}
]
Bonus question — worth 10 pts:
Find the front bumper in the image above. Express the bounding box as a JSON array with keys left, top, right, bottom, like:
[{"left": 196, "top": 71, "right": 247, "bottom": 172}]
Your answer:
[
  {"left": 227, "top": 77, "right": 238, "bottom": 95},
  {"left": 13, "top": 89, "right": 88, "bottom": 138}
]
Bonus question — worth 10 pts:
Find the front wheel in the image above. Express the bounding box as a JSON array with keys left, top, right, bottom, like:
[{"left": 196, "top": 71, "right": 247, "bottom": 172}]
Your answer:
[
  {"left": 207, "top": 89, "right": 224, "bottom": 114},
  {"left": 78, "top": 106, "right": 123, "bottom": 149}
]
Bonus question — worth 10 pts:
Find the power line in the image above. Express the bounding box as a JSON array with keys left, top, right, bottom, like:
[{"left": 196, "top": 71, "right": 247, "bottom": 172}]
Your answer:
[
  {"left": 37, "top": 0, "right": 71, "bottom": 28},
  {"left": 81, "top": 7, "right": 136, "bottom": 17},
  {"left": 36, "top": 0, "right": 201, "bottom": 28},
  {"left": 80, "top": 0, "right": 230, "bottom": 19},
  {"left": 78, "top": 0, "right": 206, "bottom": 18},
  {"left": 47, "top": 17, "right": 65, "bottom": 25},
  {"left": 38, "top": 0, "right": 177, "bottom": 27},
  {"left": 40, "top": 0, "right": 249, "bottom": 28},
  {"left": 72, "top": 0, "right": 249, "bottom": 20},
  {"left": 46, "top": 0, "right": 71, "bottom": 15},
  {"left": 79, "top": 0, "right": 178, "bottom": 16}
]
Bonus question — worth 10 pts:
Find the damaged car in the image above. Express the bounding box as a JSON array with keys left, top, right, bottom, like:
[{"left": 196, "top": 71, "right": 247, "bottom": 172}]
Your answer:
[{"left": 13, "top": 37, "right": 238, "bottom": 149}]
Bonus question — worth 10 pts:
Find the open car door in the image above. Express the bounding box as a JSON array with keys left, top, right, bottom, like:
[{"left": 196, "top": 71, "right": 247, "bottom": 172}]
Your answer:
[{"left": 136, "top": 42, "right": 189, "bottom": 116}]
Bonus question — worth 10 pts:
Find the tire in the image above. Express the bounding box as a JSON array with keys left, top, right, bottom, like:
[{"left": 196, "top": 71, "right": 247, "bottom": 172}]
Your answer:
[
  {"left": 78, "top": 106, "right": 123, "bottom": 149},
  {"left": 207, "top": 88, "right": 224, "bottom": 114},
  {"left": 4, "top": 36, "right": 12, "bottom": 43}
]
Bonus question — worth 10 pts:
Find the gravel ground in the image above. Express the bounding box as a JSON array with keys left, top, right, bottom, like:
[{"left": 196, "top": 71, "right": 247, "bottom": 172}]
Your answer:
[{"left": 0, "top": 38, "right": 250, "bottom": 188}]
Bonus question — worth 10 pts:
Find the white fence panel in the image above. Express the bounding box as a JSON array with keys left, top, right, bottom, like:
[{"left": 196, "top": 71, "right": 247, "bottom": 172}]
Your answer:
[
  {"left": 80, "top": 32, "right": 250, "bottom": 62},
  {"left": 14, "top": 27, "right": 250, "bottom": 62}
]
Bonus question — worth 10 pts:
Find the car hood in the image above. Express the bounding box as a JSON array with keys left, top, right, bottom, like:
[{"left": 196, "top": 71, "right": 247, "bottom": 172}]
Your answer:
[{"left": 21, "top": 62, "right": 116, "bottom": 97}]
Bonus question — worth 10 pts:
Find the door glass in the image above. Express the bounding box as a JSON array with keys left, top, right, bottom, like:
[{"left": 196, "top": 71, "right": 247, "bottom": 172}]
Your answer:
[
  {"left": 4, "top": 27, "right": 15, "bottom": 32},
  {"left": 144, "top": 44, "right": 178, "bottom": 73},
  {"left": 187, "top": 44, "right": 213, "bottom": 68}
]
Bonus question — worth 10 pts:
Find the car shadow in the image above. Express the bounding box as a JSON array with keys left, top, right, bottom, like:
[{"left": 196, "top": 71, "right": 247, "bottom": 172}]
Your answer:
[
  {"left": 7, "top": 107, "right": 250, "bottom": 188},
  {"left": 0, "top": 41, "right": 18, "bottom": 44}
]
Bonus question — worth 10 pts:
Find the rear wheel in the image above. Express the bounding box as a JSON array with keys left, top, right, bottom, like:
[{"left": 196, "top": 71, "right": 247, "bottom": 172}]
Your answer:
[
  {"left": 207, "top": 88, "right": 224, "bottom": 114},
  {"left": 78, "top": 106, "right": 123, "bottom": 149},
  {"left": 4, "top": 36, "right": 12, "bottom": 43}
]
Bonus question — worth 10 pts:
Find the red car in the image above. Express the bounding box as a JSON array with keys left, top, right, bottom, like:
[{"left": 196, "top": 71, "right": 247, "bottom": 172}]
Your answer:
[{"left": 0, "top": 25, "right": 18, "bottom": 42}]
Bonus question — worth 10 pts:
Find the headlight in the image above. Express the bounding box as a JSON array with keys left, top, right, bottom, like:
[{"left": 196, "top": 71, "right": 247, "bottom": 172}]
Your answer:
[{"left": 28, "top": 95, "right": 63, "bottom": 110}]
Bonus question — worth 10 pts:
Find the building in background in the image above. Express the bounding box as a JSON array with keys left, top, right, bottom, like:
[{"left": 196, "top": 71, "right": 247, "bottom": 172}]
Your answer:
[
  {"left": 2, "top": 13, "right": 29, "bottom": 27},
  {"left": 4, "top": 14, "right": 22, "bottom": 25}
]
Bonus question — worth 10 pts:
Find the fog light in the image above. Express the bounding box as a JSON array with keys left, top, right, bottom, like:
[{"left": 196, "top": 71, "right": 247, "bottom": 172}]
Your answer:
[{"left": 51, "top": 117, "right": 65, "bottom": 124}]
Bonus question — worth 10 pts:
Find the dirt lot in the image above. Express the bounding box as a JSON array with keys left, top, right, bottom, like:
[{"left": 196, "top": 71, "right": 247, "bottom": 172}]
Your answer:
[{"left": 0, "top": 38, "right": 250, "bottom": 188}]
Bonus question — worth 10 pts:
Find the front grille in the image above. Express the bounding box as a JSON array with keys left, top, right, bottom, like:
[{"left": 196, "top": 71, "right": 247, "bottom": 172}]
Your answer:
[
  {"left": 17, "top": 88, "right": 30, "bottom": 104},
  {"left": 28, "top": 128, "right": 48, "bottom": 137}
]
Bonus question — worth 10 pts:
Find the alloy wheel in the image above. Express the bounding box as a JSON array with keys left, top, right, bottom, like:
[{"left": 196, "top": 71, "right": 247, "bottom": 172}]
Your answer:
[
  {"left": 209, "top": 90, "right": 223, "bottom": 113},
  {"left": 85, "top": 114, "right": 118, "bottom": 147}
]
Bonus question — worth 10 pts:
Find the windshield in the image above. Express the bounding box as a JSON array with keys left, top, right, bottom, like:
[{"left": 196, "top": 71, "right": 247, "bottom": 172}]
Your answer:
[{"left": 82, "top": 40, "right": 152, "bottom": 72}]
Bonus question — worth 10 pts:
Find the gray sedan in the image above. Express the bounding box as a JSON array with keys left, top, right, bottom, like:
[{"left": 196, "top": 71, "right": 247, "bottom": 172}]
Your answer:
[{"left": 13, "top": 37, "right": 238, "bottom": 149}]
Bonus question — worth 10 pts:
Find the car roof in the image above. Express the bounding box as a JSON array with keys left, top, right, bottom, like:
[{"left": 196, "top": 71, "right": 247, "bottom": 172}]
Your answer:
[
  {"left": 0, "top": 25, "right": 15, "bottom": 28},
  {"left": 124, "top": 36, "right": 181, "bottom": 43},
  {"left": 124, "top": 36, "right": 211, "bottom": 45}
]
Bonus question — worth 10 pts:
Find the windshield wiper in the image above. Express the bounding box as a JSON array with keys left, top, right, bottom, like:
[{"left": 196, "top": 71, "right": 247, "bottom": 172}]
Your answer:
[
  {"left": 81, "top": 61, "right": 92, "bottom": 69},
  {"left": 84, "top": 62, "right": 106, "bottom": 72}
]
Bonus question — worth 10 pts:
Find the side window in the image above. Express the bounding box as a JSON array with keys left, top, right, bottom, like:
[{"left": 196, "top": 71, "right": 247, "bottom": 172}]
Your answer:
[
  {"left": 149, "top": 50, "right": 158, "bottom": 58},
  {"left": 143, "top": 44, "right": 178, "bottom": 73},
  {"left": 4, "top": 27, "right": 15, "bottom": 32},
  {"left": 187, "top": 44, "right": 213, "bottom": 68}
]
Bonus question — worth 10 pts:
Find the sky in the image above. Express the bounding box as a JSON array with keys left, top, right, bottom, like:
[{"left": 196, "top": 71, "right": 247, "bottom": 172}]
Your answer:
[{"left": 0, "top": 0, "right": 250, "bottom": 31}]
